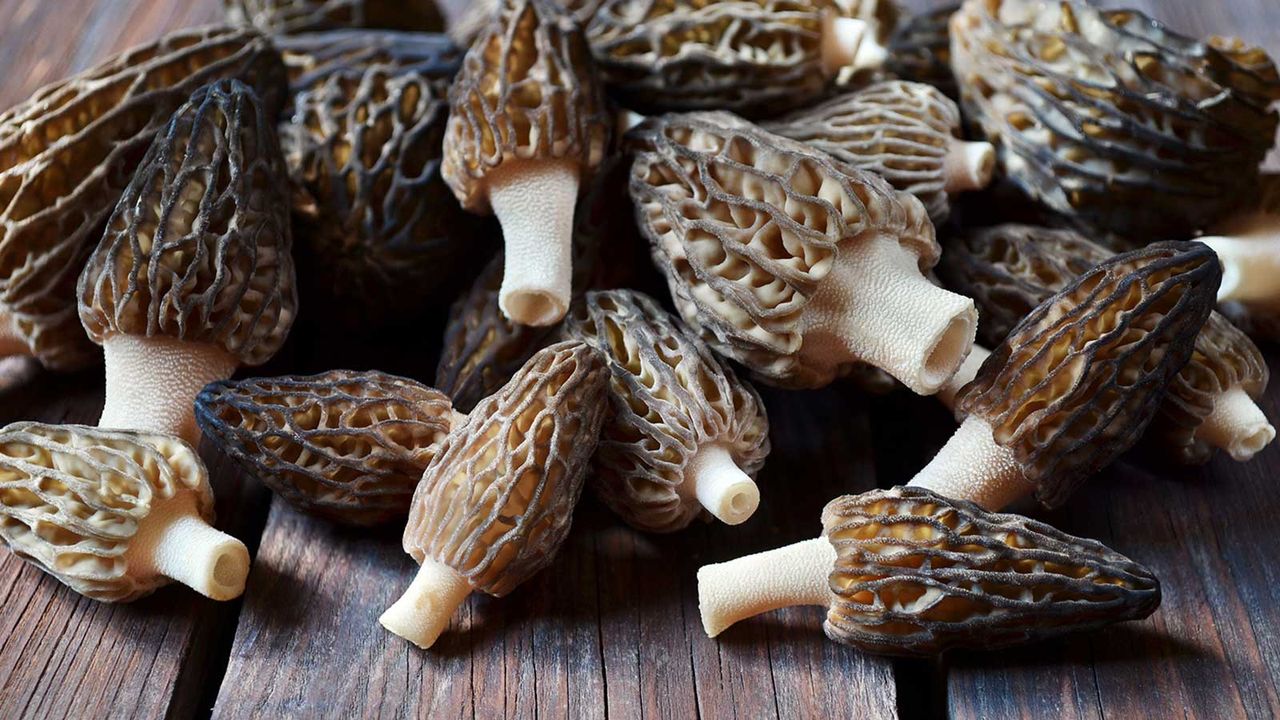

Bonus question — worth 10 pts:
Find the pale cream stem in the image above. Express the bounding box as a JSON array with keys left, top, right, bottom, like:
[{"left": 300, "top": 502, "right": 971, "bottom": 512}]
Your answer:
[
  {"left": 697, "top": 537, "right": 835, "bottom": 638},
  {"left": 1199, "top": 214, "right": 1280, "bottom": 309},
  {"left": 380, "top": 557, "right": 473, "bottom": 650},
  {"left": 1196, "top": 385, "right": 1276, "bottom": 462},
  {"left": 124, "top": 493, "right": 249, "bottom": 601},
  {"left": 938, "top": 344, "right": 992, "bottom": 412},
  {"left": 682, "top": 443, "right": 760, "bottom": 526},
  {"left": 943, "top": 139, "right": 997, "bottom": 194},
  {"left": 820, "top": 14, "right": 888, "bottom": 74},
  {"left": 908, "top": 415, "right": 1031, "bottom": 511}
]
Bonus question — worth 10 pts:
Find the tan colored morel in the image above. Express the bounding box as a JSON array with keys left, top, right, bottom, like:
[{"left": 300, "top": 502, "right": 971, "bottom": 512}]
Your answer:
[
  {"left": 911, "top": 242, "right": 1221, "bottom": 510},
  {"left": 630, "top": 111, "right": 977, "bottom": 394},
  {"left": 764, "top": 80, "right": 994, "bottom": 223},
  {"left": 562, "top": 290, "right": 771, "bottom": 532},
  {"left": 77, "top": 80, "right": 297, "bottom": 447},
  {"left": 697, "top": 486, "right": 1160, "bottom": 654},
  {"left": 1199, "top": 175, "right": 1280, "bottom": 320},
  {"left": 380, "top": 341, "right": 609, "bottom": 649},
  {"left": 194, "top": 371, "right": 460, "bottom": 526},
  {"left": 442, "top": 0, "right": 611, "bottom": 327},
  {"left": 951, "top": 0, "right": 1280, "bottom": 241},
  {"left": 885, "top": 3, "right": 960, "bottom": 99},
  {"left": 0, "top": 423, "right": 250, "bottom": 602},
  {"left": 0, "top": 26, "right": 284, "bottom": 372},
  {"left": 225, "top": 0, "right": 444, "bottom": 33},
  {"left": 277, "top": 29, "right": 463, "bottom": 92}
]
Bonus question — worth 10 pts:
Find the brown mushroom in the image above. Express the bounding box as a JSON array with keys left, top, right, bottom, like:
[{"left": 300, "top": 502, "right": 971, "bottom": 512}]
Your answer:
[
  {"left": 885, "top": 4, "right": 960, "bottom": 99},
  {"left": 276, "top": 29, "right": 463, "bottom": 93},
  {"left": 194, "top": 371, "right": 461, "bottom": 526},
  {"left": 630, "top": 111, "right": 977, "bottom": 394},
  {"left": 562, "top": 289, "right": 771, "bottom": 531},
  {"left": 0, "top": 26, "right": 284, "bottom": 373},
  {"left": 442, "top": 0, "right": 611, "bottom": 327},
  {"left": 225, "top": 0, "right": 445, "bottom": 34},
  {"left": 0, "top": 422, "right": 250, "bottom": 602},
  {"left": 77, "top": 79, "right": 297, "bottom": 446},
  {"left": 380, "top": 340, "right": 608, "bottom": 649},
  {"left": 697, "top": 486, "right": 1160, "bottom": 653}
]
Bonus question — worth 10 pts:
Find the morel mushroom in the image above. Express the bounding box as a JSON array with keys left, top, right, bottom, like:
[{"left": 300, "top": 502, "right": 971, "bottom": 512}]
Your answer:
[
  {"left": 938, "top": 224, "right": 1274, "bottom": 463},
  {"left": 78, "top": 80, "right": 297, "bottom": 446},
  {"left": 562, "top": 290, "right": 771, "bottom": 531},
  {"left": 910, "top": 242, "right": 1220, "bottom": 510},
  {"left": 225, "top": 0, "right": 444, "bottom": 34},
  {"left": 886, "top": 4, "right": 960, "bottom": 99},
  {"left": 763, "top": 81, "right": 995, "bottom": 223},
  {"left": 631, "top": 111, "right": 977, "bottom": 393},
  {"left": 380, "top": 341, "right": 608, "bottom": 649},
  {"left": 0, "top": 423, "right": 250, "bottom": 602},
  {"left": 697, "top": 486, "right": 1160, "bottom": 653},
  {"left": 1199, "top": 175, "right": 1280, "bottom": 321},
  {"left": 951, "top": 0, "right": 1280, "bottom": 241},
  {"left": 442, "top": 0, "right": 611, "bottom": 327},
  {"left": 195, "top": 371, "right": 460, "bottom": 526},
  {"left": 0, "top": 26, "right": 284, "bottom": 373}
]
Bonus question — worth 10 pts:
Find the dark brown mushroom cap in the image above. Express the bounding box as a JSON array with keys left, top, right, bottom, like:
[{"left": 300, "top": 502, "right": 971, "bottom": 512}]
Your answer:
[
  {"left": 628, "top": 110, "right": 937, "bottom": 389},
  {"left": 0, "top": 422, "right": 213, "bottom": 602},
  {"left": 225, "top": 0, "right": 444, "bottom": 35},
  {"left": 276, "top": 30, "right": 462, "bottom": 93},
  {"left": 562, "top": 289, "right": 770, "bottom": 533},
  {"left": 194, "top": 370, "right": 457, "bottom": 526},
  {"left": 951, "top": 0, "right": 1280, "bottom": 241},
  {"left": 885, "top": 3, "right": 959, "bottom": 99},
  {"left": 957, "top": 242, "right": 1220, "bottom": 508},
  {"left": 0, "top": 26, "right": 285, "bottom": 371},
  {"left": 821, "top": 486, "right": 1160, "bottom": 656},
  {"left": 77, "top": 79, "right": 297, "bottom": 367},
  {"left": 404, "top": 340, "right": 608, "bottom": 597},
  {"left": 442, "top": 0, "right": 611, "bottom": 213}
]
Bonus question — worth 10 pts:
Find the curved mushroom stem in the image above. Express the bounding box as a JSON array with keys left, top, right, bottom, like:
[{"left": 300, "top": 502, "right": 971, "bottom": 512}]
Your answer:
[
  {"left": 804, "top": 234, "right": 978, "bottom": 396},
  {"left": 100, "top": 334, "right": 238, "bottom": 446},
  {"left": 944, "top": 139, "right": 997, "bottom": 195},
  {"left": 820, "top": 14, "right": 888, "bottom": 75},
  {"left": 380, "top": 557, "right": 473, "bottom": 650},
  {"left": 682, "top": 443, "right": 760, "bottom": 526},
  {"left": 1199, "top": 216, "right": 1280, "bottom": 309},
  {"left": 0, "top": 310, "right": 29, "bottom": 358},
  {"left": 489, "top": 159, "right": 579, "bottom": 327},
  {"left": 697, "top": 537, "right": 834, "bottom": 638},
  {"left": 937, "top": 344, "right": 991, "bottom": 412},
  {"left": 124, "top": 493, "right": 250, "bottom": 601},
  {"left": 908, "top": 415, "right": 1031, "bottom": 511},
  {"left": 1196, "top": 385, "right": 1276, "bottom": 462}
]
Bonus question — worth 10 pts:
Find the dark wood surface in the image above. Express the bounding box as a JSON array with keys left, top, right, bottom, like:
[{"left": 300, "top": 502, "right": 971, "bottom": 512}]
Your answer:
[{"left": 0, "top": 0, "right": 1277, "bottom": 718}]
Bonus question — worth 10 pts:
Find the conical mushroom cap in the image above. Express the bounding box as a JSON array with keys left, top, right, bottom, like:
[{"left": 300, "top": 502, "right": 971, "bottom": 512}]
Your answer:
[{"left": 225, "top": 0, "right": 445, "bottom": 34}]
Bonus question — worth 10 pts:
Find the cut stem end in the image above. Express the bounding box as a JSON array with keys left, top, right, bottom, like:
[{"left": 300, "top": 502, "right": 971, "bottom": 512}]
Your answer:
[
  {"left": 380, "top": 557, "right": 473, "bottom": 650},
  {"left": 1197, "top": 385, "right": 1276, "bottom": 462},
  {"left": 944, "top": 140, "right": 997, "bottom": 194},
  {"left": 127, "top": 494, "right": 249, "bottom": 601},
  {"left": 685, "top": 443, "right": 760, "bottom": 526}
]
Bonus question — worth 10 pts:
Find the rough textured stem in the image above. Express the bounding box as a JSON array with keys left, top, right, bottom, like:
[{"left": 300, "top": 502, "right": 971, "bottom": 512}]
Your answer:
[
  {"left": 908, "top": 415, "right": 1030, "bottom": 510},
  {"left": 938, "top": 344, "right": 991, "bottom": 411},
  {"left": 697, "top": 536, "right": 834, "bottom": 638},
  {"left": 944, "top": 139, "right": 996, "bottom": 194},
  {"left": 804, "top": 234, "right": 977, "bottom": 395},
  {"left": 1197, "top": 385, "right": 1276, "bottom": 462},
  {"left": 100, "top": 334, "right": 237, "bottom": 446},
  {"left": 682, "top": 443, "right": 760, "bottom": 526},
  {"left": 0, "top": 310, "right": 29, "bottom": 358},
  {"left": 1200, "top": 218, "right": 1280, "bottom": 308},
  {"left": 821, "top": 15, "right": 887, "bottom": 75},
  {"left": 489, "top": 159, "right": 579, "bottom": 327},
  {"left": 124, "top": 493, "right": 249, "bottom": 601},
  {"left": 380, "top": 557, "right": 473, "bottom": 649}
]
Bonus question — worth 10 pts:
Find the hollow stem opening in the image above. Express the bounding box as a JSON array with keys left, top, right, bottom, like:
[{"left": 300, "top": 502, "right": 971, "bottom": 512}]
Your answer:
[
  {"left": 908, "top": 415, "right": 1030, "bottom": 510},
  {"left": 124, "top": 493, "right": 249, "bottom": 601},
  {"left": 944, "top": 139, "right": 996, "bottom": 195},
  {"left": 937, "top": 344, "right": 991, "bottom": 412},
  {"left": 682, "top": 443, "right": 760, "bottom": 526},
  {"left": 1196, "top": 385, "right": 1276, "bottom": 462},
  {"left": 380, "top": 557, "right": 473, "bottom": 650},
  {"left": 697, "top": 536, "right": 835, "bottom": 638}
]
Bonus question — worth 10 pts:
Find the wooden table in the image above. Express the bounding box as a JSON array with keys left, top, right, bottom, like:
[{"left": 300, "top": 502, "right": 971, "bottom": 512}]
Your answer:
[{"left": 0, "top": 0, "right": 1277, "bottom": 718}]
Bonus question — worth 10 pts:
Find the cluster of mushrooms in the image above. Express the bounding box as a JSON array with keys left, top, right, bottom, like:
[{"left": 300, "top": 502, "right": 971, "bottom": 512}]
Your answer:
[{"left": 0, "top": 0, "right": 1276, "bottom": 660}]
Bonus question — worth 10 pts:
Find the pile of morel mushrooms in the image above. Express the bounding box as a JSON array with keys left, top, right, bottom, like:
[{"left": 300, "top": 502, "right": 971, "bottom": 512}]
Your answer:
[{"left": 0, "top": 0, "right": 1276, "bottom": 660}]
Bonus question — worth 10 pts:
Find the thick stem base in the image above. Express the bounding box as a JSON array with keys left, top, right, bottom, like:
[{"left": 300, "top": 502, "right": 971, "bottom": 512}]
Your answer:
[
  {"left": 697, "top": 536, "right": 835, "bottom": 638},
  {"left": 682, "top": 443, "right": 760, "bottom": 526},
  {"left": 380, "top": 557, "right": 473, "bottom": 650},
  {"left": 124, "top": 493, "right": 249, "bottom": 601},
  {"left": 1196, "top": 385, "right": 1276, "bottom": 462},
  {"left": 908, "top": 415, "right": 1030, "bottom": 511}
]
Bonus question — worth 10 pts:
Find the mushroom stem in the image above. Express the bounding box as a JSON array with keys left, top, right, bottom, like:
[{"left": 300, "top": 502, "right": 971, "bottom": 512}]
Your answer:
[
  {"left": 100, "top": 334, "right": 237, "bottom": 446},
  {"left": 944, "top": 139, "right": 997, "bottom": 195},
  {"left": 937, "top": 344, "right": 991, "bottom": 412},
  {"left": 124, "top": 493, "right": 249, "bottom": 601},
  {"left": 683, "top": 443, "right": 760, "bottom": 525},
  {"left": 697, "top": 536, "right": 834, "bottom": 638},
  {"left": 1196, "top": 385, "right": 1276, "bottom": 462},
  {"left": 380, "top": 557, "right": 473, "bottom": 649},
  {"left": 489, "top": 158, "right": 579, "bottom": 327},
  {"left": 0, "top": 310, "right": 28, "bottom": 357},
  {"left": 805, "top": 234, "right": 977, "bottom": 395},
  {"left": 820, "top": 14, "right": 888, "bottom": 75},
  {"left": 908, "top": 415, "right": 1031, "bottom": 510},
  {"left": 1199, "top": 217, "right": 1280, "bottom": 309}
]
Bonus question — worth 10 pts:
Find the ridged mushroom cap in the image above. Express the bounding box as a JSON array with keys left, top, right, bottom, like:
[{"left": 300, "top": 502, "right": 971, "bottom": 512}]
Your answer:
[
  {"left": 194, "top": 370, "right": 458, "bottom": 526},
  {"left": 225, "top": 0, "right": 444, "bottom": 34},
  {"left": 0, "top": 423, "right": 213, "bottom": 602},
  {"left": 821, "top": 486, "right": 1161, "bottom": 655},
  {"left": 277, "top": 29, "right": 462, "bottom": 92},
  {"left": 77, "top": 79, "right": 297, "bottom": 367},
  {"left": 886, "top": 3, "right": 960, "bottom": 98}
]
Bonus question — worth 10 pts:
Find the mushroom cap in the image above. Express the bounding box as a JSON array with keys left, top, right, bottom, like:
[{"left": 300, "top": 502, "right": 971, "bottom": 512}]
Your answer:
[
  {"left": 276, "top": 29, "right": 463, "bottom": 93},
  {"left": 562, "top": 289, "right": 771, "bottom": 533},
  {"left": 821, "top": 486, "right": 1160, "bottom": 656},
  {"left": 0, "top": 26, "right": 285, "bottom": 371},
  {"left": 951, "top": 0, "right": 1280, "bottom": 241},
  {"left": 957, "top": 241, "right": 1221, "bottom": 508},
  {"left": 585, "top": 0, "right": 835, "bottom": 117},
  {"left": 442, "top": 0, "right": 611, "bottom": 213},
  {"left": 225, "top": 0, "right": 444, "bottom": 34},
  {"left": 0, "top": 422, "right": 214, "bottom": 602},
  {"left": 194, "top": 370, "right": 457, "bottom": 526},
  {"left": 764, "top": 80, "right": 970, "bottom": 223},
  {"left": 885, "top": 3, "right": 960, "bottom": 99},
  {"left": 629, "top": 110, "right": 938, "bottom": 389},
  {"left": 404, "top": 340, "right": 608, "bottom": 597},
  {"left": 77, "top": 79, "right": 297, "bottom": 367}
]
